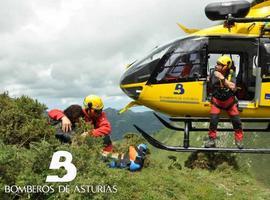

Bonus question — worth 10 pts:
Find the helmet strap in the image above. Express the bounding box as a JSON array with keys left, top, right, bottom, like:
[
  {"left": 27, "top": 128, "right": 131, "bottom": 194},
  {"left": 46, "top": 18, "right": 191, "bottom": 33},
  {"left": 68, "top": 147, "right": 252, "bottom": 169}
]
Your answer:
[{"left": 87, "top": 102, "right": 92, "bottom": 109}]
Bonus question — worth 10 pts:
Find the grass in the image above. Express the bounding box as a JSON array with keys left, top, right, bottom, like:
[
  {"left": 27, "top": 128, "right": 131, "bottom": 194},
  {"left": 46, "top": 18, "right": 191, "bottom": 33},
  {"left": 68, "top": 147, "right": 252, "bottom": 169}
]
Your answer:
[{"left": 1, "top": 93, "right": 270, "bottom": 199}]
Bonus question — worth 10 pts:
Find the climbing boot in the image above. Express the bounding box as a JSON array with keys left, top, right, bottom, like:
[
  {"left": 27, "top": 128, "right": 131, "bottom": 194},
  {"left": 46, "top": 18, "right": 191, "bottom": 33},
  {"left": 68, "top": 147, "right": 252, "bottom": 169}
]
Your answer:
[{"left": 235, "top": 140, "right": 244, "bottom": 149}]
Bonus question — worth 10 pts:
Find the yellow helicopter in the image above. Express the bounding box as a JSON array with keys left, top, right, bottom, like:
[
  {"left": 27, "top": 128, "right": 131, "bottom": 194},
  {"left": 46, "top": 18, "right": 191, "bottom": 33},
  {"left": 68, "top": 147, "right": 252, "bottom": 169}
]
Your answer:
[{"left": 119, "top": 0, "right": 270, "bottom": 153}]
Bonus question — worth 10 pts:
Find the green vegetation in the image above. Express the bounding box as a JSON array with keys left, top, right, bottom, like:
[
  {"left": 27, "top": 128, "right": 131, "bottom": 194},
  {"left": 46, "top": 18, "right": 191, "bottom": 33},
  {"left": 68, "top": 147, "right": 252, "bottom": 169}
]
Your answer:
[
  {"left": 0, "top": 92, "right": 54, "bottom": 147},
  {"left": 0, "top": 93, "right": 270, "bottom": 199}
]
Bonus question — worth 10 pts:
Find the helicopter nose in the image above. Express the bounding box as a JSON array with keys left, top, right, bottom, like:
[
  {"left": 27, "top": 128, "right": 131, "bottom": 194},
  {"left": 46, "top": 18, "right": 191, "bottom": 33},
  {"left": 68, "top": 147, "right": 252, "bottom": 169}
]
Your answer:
[
  {"left": 120, "top": 85, "right": 143, "bottom": 100},
  {"left": 120, "top": 73, "right": 142, "bottom": 100},
  {"left": 119, "top": 66, "right": 137, "bottom": 86},
  {"left": 120, "top": 73, "right": 127, "bottom": 86}
]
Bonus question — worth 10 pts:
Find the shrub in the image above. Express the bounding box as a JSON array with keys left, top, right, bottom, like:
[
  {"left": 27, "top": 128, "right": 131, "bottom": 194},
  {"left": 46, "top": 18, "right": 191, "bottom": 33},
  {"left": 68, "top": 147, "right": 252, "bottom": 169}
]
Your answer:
[
  {"left": 0, "top": 93, "right": 54, "bottom": 147},
  {"left": 185, "top": 152, "right": 239, "bottom": 170}
]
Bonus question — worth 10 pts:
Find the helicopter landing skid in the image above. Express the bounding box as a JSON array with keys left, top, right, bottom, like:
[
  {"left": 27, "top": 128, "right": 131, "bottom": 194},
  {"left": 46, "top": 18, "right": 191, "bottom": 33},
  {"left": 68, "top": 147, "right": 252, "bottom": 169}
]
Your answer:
[{"left": 134, "top": 113, "right": 270, "bottom": 154}]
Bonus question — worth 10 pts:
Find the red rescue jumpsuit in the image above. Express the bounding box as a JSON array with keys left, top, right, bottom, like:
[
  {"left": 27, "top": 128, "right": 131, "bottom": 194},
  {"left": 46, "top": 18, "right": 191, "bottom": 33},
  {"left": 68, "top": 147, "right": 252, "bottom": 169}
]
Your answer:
[{"left": 208, "top": 70, "right": 243, "bottom": 142}]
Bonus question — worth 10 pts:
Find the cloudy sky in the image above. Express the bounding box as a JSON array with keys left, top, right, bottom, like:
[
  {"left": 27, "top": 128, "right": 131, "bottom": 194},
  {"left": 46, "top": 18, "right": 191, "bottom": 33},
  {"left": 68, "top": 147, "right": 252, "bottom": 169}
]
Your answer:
[{"left": 0, "top": 0, "right": 252, "bottom": 110}]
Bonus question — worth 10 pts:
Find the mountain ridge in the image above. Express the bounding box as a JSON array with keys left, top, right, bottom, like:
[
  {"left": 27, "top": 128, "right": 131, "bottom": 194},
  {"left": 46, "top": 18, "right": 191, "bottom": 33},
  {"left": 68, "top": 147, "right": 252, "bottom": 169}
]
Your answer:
[{"left": 104, "top": 107, "right": 163, "bottom": 140}]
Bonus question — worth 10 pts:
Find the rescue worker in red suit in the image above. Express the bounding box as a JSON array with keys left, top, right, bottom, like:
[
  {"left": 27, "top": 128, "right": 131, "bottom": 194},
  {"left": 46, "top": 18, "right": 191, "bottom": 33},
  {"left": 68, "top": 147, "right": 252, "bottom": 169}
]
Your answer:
[
  {"left": 205, "top": 55, "right": 244, "bottom": 149},
  {"left": 48, "top": 95, "right": 113, "bottom": 152}
]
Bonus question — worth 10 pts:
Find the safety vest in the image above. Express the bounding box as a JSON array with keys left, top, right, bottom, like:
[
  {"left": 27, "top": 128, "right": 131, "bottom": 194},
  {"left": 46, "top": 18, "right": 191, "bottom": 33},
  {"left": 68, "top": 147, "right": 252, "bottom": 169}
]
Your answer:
[{"left": 210, "top": 69, "right": 235, "bottom": 101}]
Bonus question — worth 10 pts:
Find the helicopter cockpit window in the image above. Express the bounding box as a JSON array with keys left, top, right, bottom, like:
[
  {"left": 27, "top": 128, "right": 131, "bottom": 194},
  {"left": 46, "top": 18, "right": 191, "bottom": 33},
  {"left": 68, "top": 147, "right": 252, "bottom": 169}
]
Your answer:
[
  {"left": 156, "top": 52, "right": 201, "bottom": 82},
  {"left": 153, "top": 37, "right": 208, "bottom": 84},
  {"left": 120, "top": 36, "right": 207, "bottom": 85},
  {"left": 120, "top": 38, "right": 179, "bottom": 85}
]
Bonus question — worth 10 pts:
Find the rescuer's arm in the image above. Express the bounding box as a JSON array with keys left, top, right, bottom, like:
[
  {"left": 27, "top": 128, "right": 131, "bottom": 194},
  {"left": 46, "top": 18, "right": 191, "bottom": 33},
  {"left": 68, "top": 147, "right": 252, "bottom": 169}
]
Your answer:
[
  {"left": 48, "top": 109, "right": 72, "bottom": 132},
  {"left": 61, "top": 116, "right": 72, "bottom": 132},
  {"left": 214, "top": 71, "right": 236, "bottom": 91},
  {"left": 81, "top": 112, "right": 111, "bottom": 137}
]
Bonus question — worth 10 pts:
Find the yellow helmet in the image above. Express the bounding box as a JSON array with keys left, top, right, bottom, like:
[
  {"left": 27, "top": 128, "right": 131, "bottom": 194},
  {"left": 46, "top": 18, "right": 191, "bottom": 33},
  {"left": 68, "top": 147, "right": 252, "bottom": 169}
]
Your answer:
[
  {"left": 217, "top": 55, "right": 232, "bottom": 68},
  {"left": 83, "top": 95, "right": 104, "bottom": 110}
]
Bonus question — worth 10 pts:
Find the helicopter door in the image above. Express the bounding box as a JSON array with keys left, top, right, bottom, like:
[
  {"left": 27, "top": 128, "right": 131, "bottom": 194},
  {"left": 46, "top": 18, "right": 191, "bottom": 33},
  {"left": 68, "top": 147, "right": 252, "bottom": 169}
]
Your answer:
[
  {"left": 206, "top": 37, "right": 259, "bottom": 109},
  {"left": 259, "top": 38, "right": 270, "bottom": 107}
]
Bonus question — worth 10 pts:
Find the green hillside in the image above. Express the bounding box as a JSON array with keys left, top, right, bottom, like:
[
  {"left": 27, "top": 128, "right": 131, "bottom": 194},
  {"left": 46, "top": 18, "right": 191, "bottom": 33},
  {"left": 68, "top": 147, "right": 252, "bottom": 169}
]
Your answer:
[
  {"left": 1, "top": 93, "right": 270, "bottom": 200},
  {"left": 104, "top": 108, "right": 163, "bottom": 140},
  {"left": 150, "top": 121, "right": 270, "bottom": 188}
]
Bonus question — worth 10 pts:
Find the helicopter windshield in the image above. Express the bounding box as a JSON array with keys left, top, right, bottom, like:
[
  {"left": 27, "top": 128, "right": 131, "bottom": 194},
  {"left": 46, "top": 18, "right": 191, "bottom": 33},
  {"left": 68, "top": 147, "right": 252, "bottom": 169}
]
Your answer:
[
  {"left": 152, "top": 37, "right": 208, "bottom": 83},
  {"left": 120, "top": 36, "right": 207, "bottom": 85}
]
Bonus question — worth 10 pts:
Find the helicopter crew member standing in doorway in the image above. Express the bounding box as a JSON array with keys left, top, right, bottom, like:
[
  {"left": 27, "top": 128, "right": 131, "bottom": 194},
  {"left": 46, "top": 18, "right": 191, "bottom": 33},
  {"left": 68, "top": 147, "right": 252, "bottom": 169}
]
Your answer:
[{"left": 205, "top": 55, "right": 244, "bottom": 149}]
